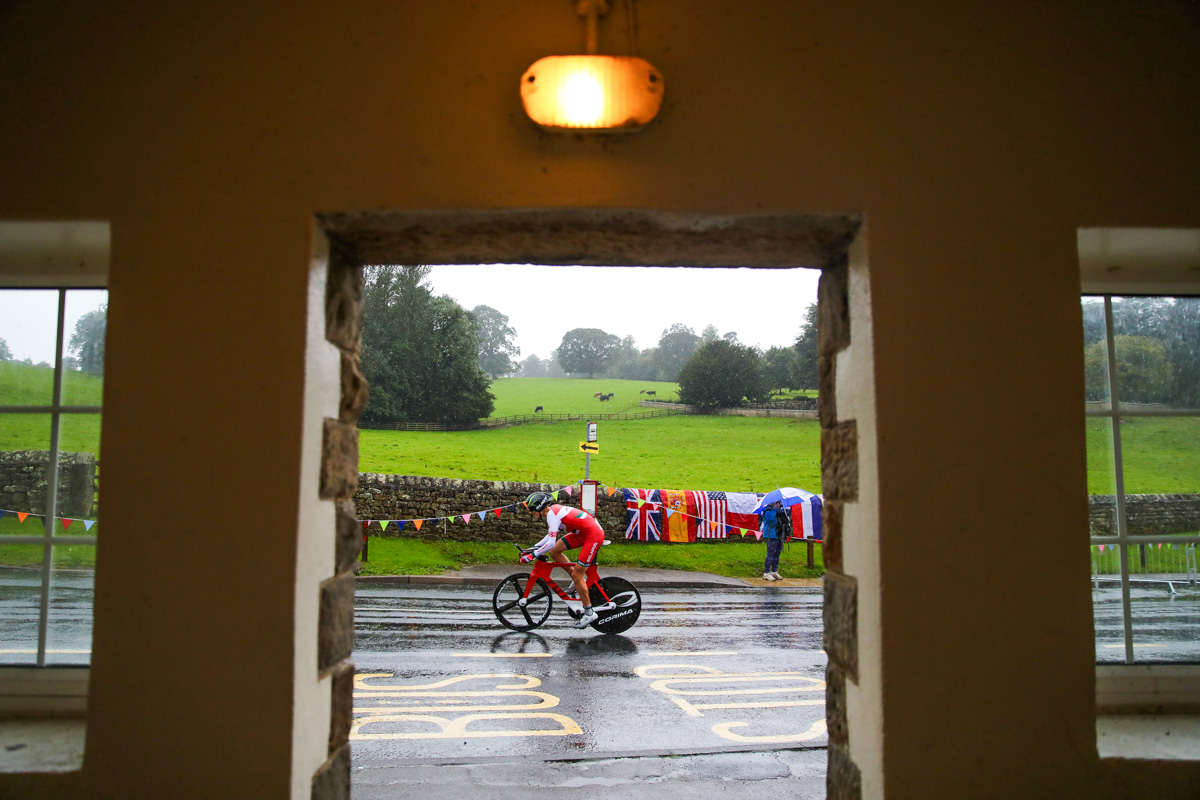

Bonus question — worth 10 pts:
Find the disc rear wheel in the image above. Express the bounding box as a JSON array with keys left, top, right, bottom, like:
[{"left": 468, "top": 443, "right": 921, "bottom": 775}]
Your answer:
[
  {"left": 493, "top": 573, "right": 553, "bottom": 632},
  {"left": 589, "top": 576, "right": 641, "bottom": 634}
]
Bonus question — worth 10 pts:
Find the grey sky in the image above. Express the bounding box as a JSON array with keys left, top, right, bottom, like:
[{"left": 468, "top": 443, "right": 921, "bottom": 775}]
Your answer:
[
  {"left": 426, "top": 264, "right": 819, "bottom": 360},
  {"left": 0, "top": 289, "right": 108, "bottom": 364}
]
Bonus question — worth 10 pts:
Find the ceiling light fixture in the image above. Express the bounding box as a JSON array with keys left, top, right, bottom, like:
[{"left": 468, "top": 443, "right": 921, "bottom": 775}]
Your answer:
[{"left": 520, "top": 0, "right": 664, "bottom": 132}]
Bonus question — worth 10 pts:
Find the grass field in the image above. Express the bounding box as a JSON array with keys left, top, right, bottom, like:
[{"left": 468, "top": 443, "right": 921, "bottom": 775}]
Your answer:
[
  {"left": 358, "top": 536, "right": 824, "bottom": 580},
  {"left": 361, "top": 415, "right": 822, "bottom": 492},
  {"left": 487, "top": 377, "right": 678, "bottom": 417},
  {"left": 1085, "top": 417, "right": 1200, "bottom": 494},
  {"left": 0, "top": 362, "right": 104, "bottom": 456}
]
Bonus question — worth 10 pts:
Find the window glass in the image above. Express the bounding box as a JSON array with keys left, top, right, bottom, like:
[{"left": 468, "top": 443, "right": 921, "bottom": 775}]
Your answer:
[
  {"left": 1109, "top": 296, "right": 1200, "bottom": 412},
  {"left": 0, "top": 545, "right": 44, "bottom": 665},
  {"left": 1082, "top": 297, "right": 1111, "bottom": 409},
  {"left": 59, "top": 290, "right": 107, "bottom": 408},
  {"left": 1128, "top": 572, "right": 1200, "bottom": 663},
  {"left": 47, "top": 548, "right": 94, "bottom": 665},
  {"left": 0, "top": 289, "right": 60, "bottom": 407}
]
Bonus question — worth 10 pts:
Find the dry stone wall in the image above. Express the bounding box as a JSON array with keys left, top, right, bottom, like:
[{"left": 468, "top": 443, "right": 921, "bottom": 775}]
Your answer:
[
  {"left": 354, "top": 474, "right": 628, "bottom": 541},
  {"left": 1089, "top": 494, "right": 1200, "bottom": 536},
  {"left": 0, "top": 450, "right": 97, "bottom": 518}
]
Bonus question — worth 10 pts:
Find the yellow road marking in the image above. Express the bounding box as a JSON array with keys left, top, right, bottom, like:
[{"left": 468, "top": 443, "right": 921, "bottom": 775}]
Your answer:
[
  {"left": 712, "top": 718, "right": 827, "bottom": 743},
  {"left": 1103, "top": 644, "right": 1166, "bottom": 648},
  {"left": 353, "top": 690, "right": 560, "bottom": 714},
  {"left": 453, "top": 653, "right": 552, "bottom": 658},
  {"left": 352, "top": 712, "right": 581, "bottom": 740}
]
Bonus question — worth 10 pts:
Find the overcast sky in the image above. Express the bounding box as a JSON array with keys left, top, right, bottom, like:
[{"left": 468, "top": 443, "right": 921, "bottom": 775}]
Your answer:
[
  {"left": 426, "top": 264, "right": 819, "bottom": 360},
  {"left": 0, "top": 289, "right": 108, "bottom": 364}
]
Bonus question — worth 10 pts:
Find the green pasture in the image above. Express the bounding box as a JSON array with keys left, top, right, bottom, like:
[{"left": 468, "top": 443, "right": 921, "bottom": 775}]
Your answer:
[
  {"left": 487, "top": 377, "right": 679, "bottom": 417},
  {"left": 0, "top": 362, "right": 104, "bottom": 456},
  {"left": 358, "top": 536, "right": 825, "bottom": 580},
  {"left": 1085, "top": 417, "right": 1200, "bottom": 494},
  {"left": 0, "top": 514, "right": 98, "bottom": 569},
  {"left": 361, "top": 415, "right": 823, "bottom": 492}
]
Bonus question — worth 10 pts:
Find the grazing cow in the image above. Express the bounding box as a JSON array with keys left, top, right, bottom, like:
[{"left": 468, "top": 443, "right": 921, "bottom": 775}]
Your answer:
[
  {"left": 593, "top": 392, "right": 602, "bottom": 398},
  {"left": 599, "top": 394, "right": 610, "bottom": 402},
  {"left": 639, "top": 389, "right": 645, "bottom": 394},
  {"left": 646, "top": 390, "right": 656, "bottom": 396},
  {"left": 535, "top": 405, "right": 543, "bottom": 412}
]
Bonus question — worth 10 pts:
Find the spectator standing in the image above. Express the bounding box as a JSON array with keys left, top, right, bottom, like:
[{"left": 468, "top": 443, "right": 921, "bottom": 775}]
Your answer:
[{"left": 761, "top": 501, "right": 784, "bottom": 581}]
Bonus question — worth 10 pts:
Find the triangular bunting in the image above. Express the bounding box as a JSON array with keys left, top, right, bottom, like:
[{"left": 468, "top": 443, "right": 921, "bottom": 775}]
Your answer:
[
  {"left": 1098, "top": 544, "right": 1105, "bottom": 552},
  {"left": 462, "top": 515, "right": 470, "bottom": 525},
  {"left": 637, "top": 497, "right": 646, "bottom": 508},
  {"left": 607, "top": 487, "right": 616, "bottom": 496},
  {"left": 551, "top": 491, "right": 560, "bottom": 500},
  {"left": 61, "top": 519, "right": 74, "bottom": 530},
  {"left": 414, "top": 519, "right": 423, "bottom": 531},
  {"left": 739, "top": 528, "right": 748, "bottom": 536},
  {"left": 665, "top": 508, "right": 675, "bottom": 518},
  {"left": 493, "top": 508, "right": 502, "bottom": 518},
  {"left": 0, "top": 510, "right": 5, "bottom": 521},
  {"left": 563, "top": 485, "right": 574, "bottom": 496},
  {"left": 478, "top": 511, "right": 487, "bottom": 521},
  {"left": 379, "top": 520, "right": 389, "bottom": 531},
  {"left": 753, "top": 529, "right": 763, "bottom": 541},
  {"left": 394, "top": 520, "right": 405, "bottom": 531},
  {"left": 83, "top": 519, "right": 96, "bottom": 531},
  {"left": 17, "top": 512, "right": 28, "bottom": 523}
]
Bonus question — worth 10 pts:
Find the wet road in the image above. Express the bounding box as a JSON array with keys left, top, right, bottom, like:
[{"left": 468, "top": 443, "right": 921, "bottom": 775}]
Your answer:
[{"left": 351, "top": 583, "right": 828, "bottom": 764}]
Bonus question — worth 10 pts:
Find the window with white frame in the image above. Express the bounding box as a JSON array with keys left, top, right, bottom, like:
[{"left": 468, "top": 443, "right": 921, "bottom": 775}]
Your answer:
[
  {"left": 0, "top": 288, "right": 105, "bottom": 667},
  {"left": 1084, "top": 295, "right": 1200, "bottom": 664}
]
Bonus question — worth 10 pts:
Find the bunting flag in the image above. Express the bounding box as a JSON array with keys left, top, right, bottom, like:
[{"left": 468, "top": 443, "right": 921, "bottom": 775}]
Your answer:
[
  {"left": 17, "top": 512, "right": 28, "bottom": 523},
  {"left": 0, "top": 510, "right": 5, "bottom": 521},
  {"left": 83, "top": 520, "right": 96, "bottom": 531},
  {"left": 563, "top": 485, "right": 574, "bottom": 496},
  {"left": 623, "top": 489, "right": 662, "bottom": 541},
  {"left": 477, "top": 511, "right": 486, "bottom": 521},
  {"left": 462, "top": 515, "right": 470, "bottom": 525},
  {"left": 414, "top": 519, "right": 423, "bottom": 531},
  {"left": 61, "top": 519, "right": 74, "bottom": 530},
  {"left": 493, "top": 508, "right": 502, "bottom": 518},
  {"left": 607, "top": 487, "right": 616, "bottom": 496},
  {"left": 379, "top": 521, "right": 390, "bottom": 531},
  {"left": 1098, "top": 544, "right": 1105, "bottom": 552},
  {"left": 659, "top": 489, "right": 693, "bottom": 542}
]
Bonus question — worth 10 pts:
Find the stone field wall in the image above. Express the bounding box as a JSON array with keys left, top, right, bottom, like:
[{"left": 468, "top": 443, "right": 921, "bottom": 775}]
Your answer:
[
  {"left": 0, "top": 450, "right": 97, "bottom": 518},
  {"left": 1089, "top": 493, "right": 1200, "bottom": 536},
  {"left": 354, "top": 473, "right": 630, "bottom": 542}
]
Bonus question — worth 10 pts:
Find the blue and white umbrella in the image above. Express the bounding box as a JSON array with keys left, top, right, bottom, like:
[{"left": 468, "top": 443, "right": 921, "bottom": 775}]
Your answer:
[{"left": 752, "top": 486, "right": 819, "bottom": 514}]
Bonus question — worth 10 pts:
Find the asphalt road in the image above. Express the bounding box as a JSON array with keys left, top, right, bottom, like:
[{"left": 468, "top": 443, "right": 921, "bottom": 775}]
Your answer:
[{"left": 351, "top": 582, "right": 829, "bottom": 798}]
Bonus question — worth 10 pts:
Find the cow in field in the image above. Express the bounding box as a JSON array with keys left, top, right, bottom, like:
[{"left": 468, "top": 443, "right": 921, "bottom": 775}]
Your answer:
[
  {"left": 535, "top": 405, "right": 543, "bottom": 412},
  {"left": 639, "top": 390, "right": 645, "bottom": 394},
  {"left": 599, "top": 394, "right": 610, "bottom": 402},
  {"left": 593, "top": 392, "right": 603, "bottom": 398},
  {"left": 646, "top": 390, "right": 656, "bottom": 397}
]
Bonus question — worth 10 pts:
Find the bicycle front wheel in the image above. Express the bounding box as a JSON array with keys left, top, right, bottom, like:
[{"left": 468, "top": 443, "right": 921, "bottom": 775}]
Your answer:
[
  {"left": 493, "top": 573, "right": 553, "bottom": 632},
  {"left": 590, "top": 576, "right": 641, "bottom": 634}
]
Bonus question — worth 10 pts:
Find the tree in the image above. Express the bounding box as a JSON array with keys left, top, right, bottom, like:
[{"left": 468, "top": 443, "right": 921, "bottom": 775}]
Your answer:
[
  {"left": 792, "top": 302, "right": 818, "bottom": 389},
  {"left": 517, "top": 354, "right": 547, "bottom": 377},
  {"left": 469, "top": 304, "right": 520, "bottom": 378},
  {"left": 762, "top": 346, "right": 796, "bottom": 395},
  {"left": 1084, "top": 335, "right": 1172, "bottom": 403},
  {"left": 0, "top": 337, "right": 11, "bottom": 362},
  {"left": 360, "top": 265, "right": 495, "bottom": 424},
  {"left": 554, "top": 328, "right": 619, "bottom": 378},
  {"left": 69, "top": 305, "right": 107, "bottom": 374},
  {"left": 700, "top": 324, "right": 720, "bottom": 345},
  {"left": 1165, "top": 298, "right": 1200, "bottom": 407},
  {"left": 677, "top": 339, "right": 770, "bottom": 409},
  {"left": 653, "top": 323, "right": 700, "bottom": 382}
]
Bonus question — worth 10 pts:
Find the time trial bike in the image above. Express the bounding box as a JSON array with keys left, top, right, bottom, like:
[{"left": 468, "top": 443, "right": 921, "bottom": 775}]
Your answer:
[{"left": 491, "top": 543, "right": 642, "bottom": 634}]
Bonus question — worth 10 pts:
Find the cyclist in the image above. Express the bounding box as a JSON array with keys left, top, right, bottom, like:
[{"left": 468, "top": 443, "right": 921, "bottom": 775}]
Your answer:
[{"left": 522, "top": 491, "right": 604, "bottom": 629}]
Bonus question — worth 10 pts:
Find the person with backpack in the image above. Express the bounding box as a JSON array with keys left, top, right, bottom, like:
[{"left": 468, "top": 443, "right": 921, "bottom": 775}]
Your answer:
[{"left": 761, "top": 501, "right": 786, "bottom": 581}]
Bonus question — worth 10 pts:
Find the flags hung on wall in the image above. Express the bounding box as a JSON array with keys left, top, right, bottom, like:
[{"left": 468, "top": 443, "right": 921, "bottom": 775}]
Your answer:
[
  {"left": 623, "top": 488, "right": 662, "bottom": 542},
  {"left": 688, "top": 491, "right": 761, "bottom": 539},
  {"left": 791, "top": 493, "right": 823, "bottom": 541},
  {"left": 659, "top": 489, "right": 693, "bottom": 542}
]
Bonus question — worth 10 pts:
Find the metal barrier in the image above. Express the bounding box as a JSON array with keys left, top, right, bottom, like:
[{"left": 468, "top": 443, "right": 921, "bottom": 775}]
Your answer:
[{"left": 1091, "top": 542, "right": 1198, "bottom": 594}]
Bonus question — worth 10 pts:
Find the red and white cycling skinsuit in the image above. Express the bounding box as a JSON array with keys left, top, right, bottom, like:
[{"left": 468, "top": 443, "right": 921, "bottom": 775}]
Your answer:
[{"left": 534, "top": 504, "right": 605, "bottom": 566}]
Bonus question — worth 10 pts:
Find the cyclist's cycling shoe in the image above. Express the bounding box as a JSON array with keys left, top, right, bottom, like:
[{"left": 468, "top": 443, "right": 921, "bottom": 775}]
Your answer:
[{"left": 574, "top": 608, "right": 599, "bottom": 629}]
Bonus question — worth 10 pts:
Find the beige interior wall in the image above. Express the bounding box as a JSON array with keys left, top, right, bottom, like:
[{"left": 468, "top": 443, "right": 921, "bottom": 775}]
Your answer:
[{"left": 1, "top": 1, "right": 1198, "bottom": 798}]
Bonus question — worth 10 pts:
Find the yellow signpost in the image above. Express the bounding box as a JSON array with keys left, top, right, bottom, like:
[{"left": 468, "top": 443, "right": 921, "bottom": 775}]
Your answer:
[{"left": 579, "top": 442, "right": 599, "bottom": 454}]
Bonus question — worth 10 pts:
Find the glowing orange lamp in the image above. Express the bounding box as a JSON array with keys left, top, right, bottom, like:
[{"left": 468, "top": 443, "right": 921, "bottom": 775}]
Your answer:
[{"left": 520, "top": 1, "right": 664, "bottom": 132}]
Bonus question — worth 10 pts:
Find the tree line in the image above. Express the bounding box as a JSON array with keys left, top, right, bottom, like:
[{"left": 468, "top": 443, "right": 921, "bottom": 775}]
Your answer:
[{"left": 0, "top": 305, "right": 107, "bottom": 373}]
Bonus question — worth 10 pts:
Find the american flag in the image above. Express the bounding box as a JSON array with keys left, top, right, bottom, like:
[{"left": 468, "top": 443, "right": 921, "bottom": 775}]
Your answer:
[
  {"left": 624, "top": 488, "right": 662, "bottom": 541},
  {"left": 690, "top": 491, "right": 762, "bottom": 539}
]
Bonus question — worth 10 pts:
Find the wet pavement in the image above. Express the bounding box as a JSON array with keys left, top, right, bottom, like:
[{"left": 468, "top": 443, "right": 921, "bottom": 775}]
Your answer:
[{"left": 351, "top": 581, "right": 828, "bottom": 797}]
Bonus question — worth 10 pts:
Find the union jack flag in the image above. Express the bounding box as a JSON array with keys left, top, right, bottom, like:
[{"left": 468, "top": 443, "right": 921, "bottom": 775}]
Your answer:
[{"left": 623, "top": 488, "right": 662, "bottom": 541}]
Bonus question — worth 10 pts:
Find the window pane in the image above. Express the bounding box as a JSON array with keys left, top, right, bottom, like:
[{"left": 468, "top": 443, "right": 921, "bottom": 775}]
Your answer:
[
  {"left": 59, "top": 290, "right": 107, "bottom": 407},
  {"left": 1087, "top": 418, "right": 1118, "bottom": 537},
  {"left": 1082, "top": 297, "right": 1111, "bottom": 409},
  {"left": 1111, "top": 296, "right": 1200, "bottom": 412},
  {"left": 1090, "top": 551, "right": 1127, "bottom": 663},
  {"left": 46, "top": 546, "right": 94, "bottom": 665},
  {"left": 1129, "top": 560, "right": 1200, "bottom": 663},
  {"left": 0, "top": 545, "right": 44, "bottom": 665},
  {"left": 58, "top": 414, "right": 101, "bottom": 524},
  {"left": 0, "top": 289, "right": 60, "bottom": 407},
  {"left": 0, "top": 414, "right": 52, "bottom": 518},
  {"left": 1118, "top": 416, "right": 1200, "bottom": 498}
]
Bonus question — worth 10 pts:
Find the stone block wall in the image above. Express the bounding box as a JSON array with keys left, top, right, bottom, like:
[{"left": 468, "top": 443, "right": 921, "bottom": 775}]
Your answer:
[
  {"left": 0, "top": 450, "right": 97, "bottom": 518},
  {"left": 1089, "top": 494, "right": 1200, "bottom": 536},
  {"left": 354, "top": 474, "right": 628, "bottom": 541}
]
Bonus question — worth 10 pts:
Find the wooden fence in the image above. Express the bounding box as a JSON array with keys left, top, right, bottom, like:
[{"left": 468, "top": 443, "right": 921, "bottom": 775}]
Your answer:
[{"left": 359, "top": 408, "right": 684, "bottom": 432}]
